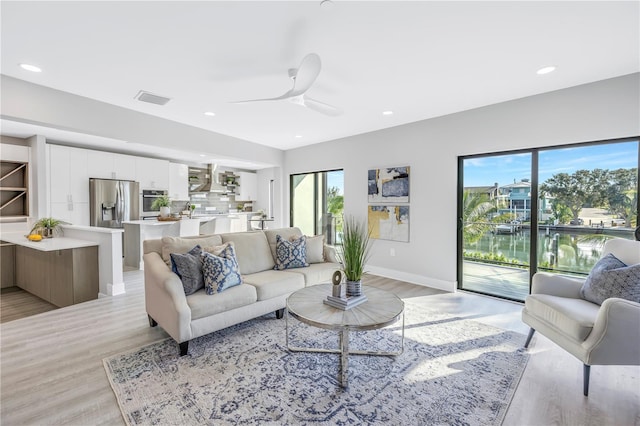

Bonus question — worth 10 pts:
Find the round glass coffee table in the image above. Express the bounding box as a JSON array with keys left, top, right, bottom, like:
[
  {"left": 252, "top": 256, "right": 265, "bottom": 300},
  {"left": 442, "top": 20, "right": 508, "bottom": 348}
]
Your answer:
[{"left": 286, "top": 283, "right": 404, "bottom": 387}]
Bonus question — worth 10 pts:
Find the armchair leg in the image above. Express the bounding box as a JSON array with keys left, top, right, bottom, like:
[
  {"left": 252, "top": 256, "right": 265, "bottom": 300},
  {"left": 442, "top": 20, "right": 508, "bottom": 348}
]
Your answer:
[
  {"left": 275, "top": 308, "right": 285, "bottom": 319},
  {"left": 179, "top": 341, "right": 189, "bottom": 357},
  {"left": 583, "top": 364, "right": 591, "bottom": 396},
  {"left": 524, "top": 328, "right": 535, "bottom": 348}
]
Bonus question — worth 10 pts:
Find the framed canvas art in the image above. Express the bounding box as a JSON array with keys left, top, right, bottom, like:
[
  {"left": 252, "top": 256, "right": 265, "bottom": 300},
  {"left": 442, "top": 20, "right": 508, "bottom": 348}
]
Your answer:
[
  {"left": 368, "top": 205, "right": 410, "bottom": 242},
  {"left": 368, "top": 166, "right": 410, "bottom": 203}
]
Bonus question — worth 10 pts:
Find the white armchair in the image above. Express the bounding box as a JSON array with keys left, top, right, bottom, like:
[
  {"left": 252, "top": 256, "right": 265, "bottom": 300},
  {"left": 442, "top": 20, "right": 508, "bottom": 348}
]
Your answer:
[{"left": 522, "top": 238, "right": 640, "bottom": 396}]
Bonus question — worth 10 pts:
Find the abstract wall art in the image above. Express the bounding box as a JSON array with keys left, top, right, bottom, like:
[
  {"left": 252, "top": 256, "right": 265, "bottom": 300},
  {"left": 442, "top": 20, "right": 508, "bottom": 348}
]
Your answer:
[
  {"left": 368, "top": 166, "right": 410, "bottom": 203},
  {"left": 368, "top": 205, "right": 410, "bottom": 242}
]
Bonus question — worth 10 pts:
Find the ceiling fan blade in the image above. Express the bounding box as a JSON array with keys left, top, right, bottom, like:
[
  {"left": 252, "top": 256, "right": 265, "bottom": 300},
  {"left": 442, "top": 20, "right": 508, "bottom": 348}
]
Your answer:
[
  {"left": 230, "top": 90, "right": 294, "bottom": 104},
  {"left": 301, "top": 96, "right": 343, "bottom": 116},
  {"left": 289, "top": 53, "right": 321, "bottom": 97}
]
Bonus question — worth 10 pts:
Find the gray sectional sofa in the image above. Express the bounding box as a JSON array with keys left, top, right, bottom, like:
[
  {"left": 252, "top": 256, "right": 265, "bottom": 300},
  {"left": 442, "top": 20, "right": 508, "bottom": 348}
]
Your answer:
[{"left": 143, "top": 227, "right": 341, "bottom": 355}]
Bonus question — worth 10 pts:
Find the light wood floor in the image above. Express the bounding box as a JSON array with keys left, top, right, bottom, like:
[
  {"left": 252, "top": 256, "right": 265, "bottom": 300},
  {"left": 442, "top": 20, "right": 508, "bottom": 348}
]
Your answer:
[
  {"left": 1, "top": 272, "right": 638, "bottom": 425},
  {"left": 1, "top": 287, "right": 58, "bottom": 323}
]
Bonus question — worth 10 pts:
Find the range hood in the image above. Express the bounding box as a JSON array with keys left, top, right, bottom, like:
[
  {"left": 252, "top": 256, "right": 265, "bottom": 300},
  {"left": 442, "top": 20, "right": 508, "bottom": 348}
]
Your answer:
[{"left": 194, "top": 164, "right": 226, "bottom": 193}]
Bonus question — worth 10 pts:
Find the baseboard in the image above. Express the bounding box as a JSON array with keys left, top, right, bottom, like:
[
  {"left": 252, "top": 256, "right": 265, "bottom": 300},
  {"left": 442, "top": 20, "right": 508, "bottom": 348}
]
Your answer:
[{"left": 366, "top": 266, "right": 457, "bottom": 292}]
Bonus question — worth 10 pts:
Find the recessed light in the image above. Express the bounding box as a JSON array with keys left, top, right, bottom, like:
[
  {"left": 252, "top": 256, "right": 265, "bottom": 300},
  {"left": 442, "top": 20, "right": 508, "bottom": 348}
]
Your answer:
[
  {"left": 199, "top": 154, "right": 207, "bottom": 157},
  {"left": 204, "top": 112, "right": 216, "bottom": 116},
  {"left": 382, "top": 110, "right": 393, "bottom": 116},
  {"left": 536, "top": 66, "right": 556, "bottom": 75},
  {"left": 19, "top": 63, "right": 42, "bottom": 73},
  {"left": 295, "top": 135, "right": 303, "bottom": 138}
]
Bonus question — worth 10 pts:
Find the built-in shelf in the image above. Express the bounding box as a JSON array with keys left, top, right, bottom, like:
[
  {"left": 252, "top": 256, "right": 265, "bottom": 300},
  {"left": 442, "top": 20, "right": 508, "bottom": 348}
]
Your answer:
[{"left": 0, "top": 161, "right": 29, "bottom": 217}]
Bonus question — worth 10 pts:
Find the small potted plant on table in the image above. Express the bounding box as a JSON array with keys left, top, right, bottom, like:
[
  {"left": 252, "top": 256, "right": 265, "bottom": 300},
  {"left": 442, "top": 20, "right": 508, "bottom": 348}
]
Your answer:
[
  {"left": 30, "top": 217, "right": 62, "bottom": 238},
  {"left": 151, "top": 195, "right": 171, "bottom": 218},
  {"left": 337, "top": 215, "right": 373, "bottom": 297}
]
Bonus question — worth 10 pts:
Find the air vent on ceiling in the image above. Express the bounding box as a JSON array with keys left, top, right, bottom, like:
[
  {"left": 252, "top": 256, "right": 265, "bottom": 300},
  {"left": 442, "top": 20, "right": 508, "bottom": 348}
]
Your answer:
[{"left": 134, "top": 90, "right": 171, "bottom": 106}]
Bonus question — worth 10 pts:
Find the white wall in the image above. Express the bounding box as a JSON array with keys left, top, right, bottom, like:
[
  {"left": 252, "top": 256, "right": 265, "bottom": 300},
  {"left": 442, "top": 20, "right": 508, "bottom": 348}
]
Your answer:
[{"left": 284, "top": 73, "right": 640, "bottom": 291}]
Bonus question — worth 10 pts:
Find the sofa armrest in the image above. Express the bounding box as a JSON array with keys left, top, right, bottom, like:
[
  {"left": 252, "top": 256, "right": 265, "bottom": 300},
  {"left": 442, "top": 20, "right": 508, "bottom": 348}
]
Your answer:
[
  {"left": 324, "top": 244, "right": 340, "bottom": 264},
  {"left": 584, "top": 298, "right": 640, "bottom": 365},
  {"left": 143, "top": 252, "right": 192, "bottom": 343},
  {"left": 531, "top": 272, "right": 585, "bottom": 298}
]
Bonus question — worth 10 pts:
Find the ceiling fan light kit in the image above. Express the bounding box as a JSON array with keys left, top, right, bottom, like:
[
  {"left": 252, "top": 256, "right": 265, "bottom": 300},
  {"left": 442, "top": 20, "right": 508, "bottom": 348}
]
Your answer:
[{"left": 232, "top": 53, "right": 342, "bottom": 117}]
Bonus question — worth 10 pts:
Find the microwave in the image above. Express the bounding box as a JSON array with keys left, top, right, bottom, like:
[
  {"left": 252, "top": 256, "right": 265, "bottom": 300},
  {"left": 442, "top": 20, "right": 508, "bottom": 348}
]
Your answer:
[{"left": 141, "top": 189, "right": 169, "bottom": 217}]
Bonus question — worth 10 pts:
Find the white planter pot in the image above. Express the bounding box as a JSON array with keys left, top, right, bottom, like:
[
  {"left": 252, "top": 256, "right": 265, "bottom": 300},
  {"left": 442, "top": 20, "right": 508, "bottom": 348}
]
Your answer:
[{"left": 159, "top": 206, "right": 170, "bottom": 218}]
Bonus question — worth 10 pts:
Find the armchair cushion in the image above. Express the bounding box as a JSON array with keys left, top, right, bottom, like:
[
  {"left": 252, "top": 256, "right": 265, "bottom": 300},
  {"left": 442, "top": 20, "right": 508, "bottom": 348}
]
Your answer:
[
  {"left": 580, "top": 253, "right": 640, "bottom": 305},
  {"left": 525, "top": 294, "right": 600, "bottom": 341}
]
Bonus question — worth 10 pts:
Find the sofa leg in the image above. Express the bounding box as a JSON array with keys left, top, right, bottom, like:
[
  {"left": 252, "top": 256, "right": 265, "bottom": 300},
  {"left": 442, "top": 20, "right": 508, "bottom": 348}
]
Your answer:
[
  {"left": 524, "top": 328, "right": 535, "bottom": 348},
  {"left": 583, "top": 364, "right": 591, "bottom": 396},
  {"left": 179, "top": 341, "right": 189, "bottom": 356},
  {"left": 148, "top": 315, "right": 158, "bottom": 327},
  {"left": 275, "top": 308, "right": 285, "bottom": 319}
]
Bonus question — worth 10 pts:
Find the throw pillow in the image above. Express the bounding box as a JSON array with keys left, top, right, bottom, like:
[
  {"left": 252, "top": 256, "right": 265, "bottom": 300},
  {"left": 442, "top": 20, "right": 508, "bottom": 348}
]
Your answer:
[
  {"left": 305, "top": 235, "right": 325, "bottom": 263},
  {"left": 274, "top": 234, "right": 309, "bottom": 270},
  {"left": 170, "top": 245, "right": 205, "bottom": 295},
  {"left": 580, "top": 253, "right": 640, "bottom": 305},
  {"left": 201, "top": 244, "right": 242, "bottom": 294},
  {"left": 161, "top": 234, "right": 223, "bottom": 265}
]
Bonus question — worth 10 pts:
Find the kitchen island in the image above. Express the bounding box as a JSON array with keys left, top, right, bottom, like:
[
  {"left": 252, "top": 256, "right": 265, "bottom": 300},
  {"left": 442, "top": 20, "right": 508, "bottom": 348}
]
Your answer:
[
  {"left": 1, "top": 233, "right": 99, "bottom": 307},
  {"left": 123, "top": 218, "right": 200, "bottom": 270}
]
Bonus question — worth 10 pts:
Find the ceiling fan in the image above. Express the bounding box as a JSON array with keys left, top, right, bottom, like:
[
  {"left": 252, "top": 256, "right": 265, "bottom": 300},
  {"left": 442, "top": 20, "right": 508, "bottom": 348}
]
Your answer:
[{"left": 232, "top": 53, "right": 342, "bottom": 117}]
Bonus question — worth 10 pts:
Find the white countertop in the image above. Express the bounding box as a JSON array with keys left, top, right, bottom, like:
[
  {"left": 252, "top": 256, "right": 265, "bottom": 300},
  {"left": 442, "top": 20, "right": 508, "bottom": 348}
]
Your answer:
[
  {"left": 1, "top": 232, "right": 99, "bottom": 251},
  {"left": 122, "top": 218, "right": 201, "bottom": 226},
  {"left": 61, "top": 224, "right": 123, "bottom": 234}
]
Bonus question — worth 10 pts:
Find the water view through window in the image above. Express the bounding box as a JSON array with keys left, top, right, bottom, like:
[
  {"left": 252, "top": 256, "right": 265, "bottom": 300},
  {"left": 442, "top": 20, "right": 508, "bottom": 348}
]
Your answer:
[{"left": 459, "top": 139, "right": 638, "bottom": 301}]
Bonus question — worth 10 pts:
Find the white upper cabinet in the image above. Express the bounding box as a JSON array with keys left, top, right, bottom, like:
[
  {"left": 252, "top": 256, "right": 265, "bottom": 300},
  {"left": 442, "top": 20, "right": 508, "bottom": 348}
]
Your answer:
[
  {"left": 235, "top": 172, "right": 258, "bottom": 201},
  {"left": 49, "top": 145, "right": 89, "bottom": 204},
  {"left": 135, "top": 157, "right": 170, "bottom": 190},
  {"left": 86, "top": 151, "right": 137, "bottom": 180},
  {"left": 169, "top": 163, "right": 189, "bottom": 201}
]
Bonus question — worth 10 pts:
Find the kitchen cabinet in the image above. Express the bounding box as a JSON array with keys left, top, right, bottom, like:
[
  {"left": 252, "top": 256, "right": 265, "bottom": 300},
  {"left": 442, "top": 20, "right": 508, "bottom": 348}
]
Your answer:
[
  {"left": 235, "top": 172, "right": 258, "bottom": 201},
  {"left": 136, "top": 157, "right": 169, "bottom": 189},
  {"left": 169, "top": 163, "right": 189, "bottom": 200},
  {"left": 15, "top": 244, "right": 99, "bottom": 308},
  {"left": 49, "top": 145, "right": 90, "bottom": 225},
  {"left": 0, "top": 160, "right": 29, "bottom": 218},
  {"left": 228, "top": 213, "right": 249, "bottom": 233},
  {"left": 1, "top": 242, "right": 15, "bottom": 288},
  {"left": 87, "top": 151, "right": 137, "bottom": 181}
]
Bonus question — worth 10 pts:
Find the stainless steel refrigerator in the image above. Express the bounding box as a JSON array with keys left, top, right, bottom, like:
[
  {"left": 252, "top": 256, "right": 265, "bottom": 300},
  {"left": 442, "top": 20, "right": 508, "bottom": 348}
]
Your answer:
[{"left": 89, "top": 178, "right": 140, "bottom": 228}]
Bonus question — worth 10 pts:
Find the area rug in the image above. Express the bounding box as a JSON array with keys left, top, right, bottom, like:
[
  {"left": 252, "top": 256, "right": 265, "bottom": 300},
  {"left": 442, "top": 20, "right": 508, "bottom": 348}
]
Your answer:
[{"left": 104, "top": 302, "right": 529, "bottom": 426}]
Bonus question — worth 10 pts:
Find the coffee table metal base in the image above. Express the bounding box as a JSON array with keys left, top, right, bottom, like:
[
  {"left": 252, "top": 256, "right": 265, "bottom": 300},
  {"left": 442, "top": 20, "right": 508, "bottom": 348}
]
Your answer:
[{"left": 285, "top": 309, "right": 405, "bottom": 387}]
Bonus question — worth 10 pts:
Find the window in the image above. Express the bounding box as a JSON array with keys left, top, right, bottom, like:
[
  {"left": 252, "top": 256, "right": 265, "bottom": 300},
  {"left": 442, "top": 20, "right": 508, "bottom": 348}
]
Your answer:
[{"left": 458, "top": 138, "right": 638, "bottom": 301}]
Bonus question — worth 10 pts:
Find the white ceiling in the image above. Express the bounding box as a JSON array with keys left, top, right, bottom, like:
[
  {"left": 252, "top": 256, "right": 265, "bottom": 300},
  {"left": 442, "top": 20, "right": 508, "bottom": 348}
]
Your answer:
[{"left": 1, "top": 1, "right": 638, "bottom": 164}]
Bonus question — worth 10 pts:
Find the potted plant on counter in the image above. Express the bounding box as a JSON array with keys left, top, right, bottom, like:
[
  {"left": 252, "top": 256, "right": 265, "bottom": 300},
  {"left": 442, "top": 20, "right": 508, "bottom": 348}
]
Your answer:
[
  {"left": 337, "top": 215, "right": 373, "bottom": 297},
  {"left": 151, "top": 195, "right": 171, "bottom": 218},
  {"left": 30, "top": 217, "right": 62, "bottom": 238}
]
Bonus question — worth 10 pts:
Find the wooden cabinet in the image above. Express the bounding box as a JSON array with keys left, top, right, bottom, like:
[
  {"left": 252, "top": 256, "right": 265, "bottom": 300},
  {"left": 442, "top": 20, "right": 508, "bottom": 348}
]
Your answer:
[
  {"left": 236, "top": 172, "right": 258, "bottom": 201},
  {"left": 1, "top": 242, "right": 15, "bottom": 288},
  {"left": 135, "top": 157, "right": 169, "bottom": 189},
  {"left": 15, "top": 245, "right": 99, "bottom": 307},
  {"left": 169, "top": 163, "right": 189, "bottom": 200},
  {"left": 0, "top": 160, "right": 29, "bottom": 217}
]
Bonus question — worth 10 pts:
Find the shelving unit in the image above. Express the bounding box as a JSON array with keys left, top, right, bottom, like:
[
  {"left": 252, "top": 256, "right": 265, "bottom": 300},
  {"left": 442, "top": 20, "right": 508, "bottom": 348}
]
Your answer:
[{"left": 0, "top": 161, "right": 29, "bottom": 218}]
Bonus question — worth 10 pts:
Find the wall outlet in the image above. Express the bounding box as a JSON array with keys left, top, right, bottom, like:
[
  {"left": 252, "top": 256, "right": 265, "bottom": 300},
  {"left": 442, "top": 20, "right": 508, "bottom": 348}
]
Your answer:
[{"left": 390, "top": 248, "right": 396, "bottom": 257}]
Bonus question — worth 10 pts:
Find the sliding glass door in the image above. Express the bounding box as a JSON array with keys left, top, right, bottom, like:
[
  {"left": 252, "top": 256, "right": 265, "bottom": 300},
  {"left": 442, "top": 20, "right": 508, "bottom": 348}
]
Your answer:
[
  {"left": 291, "top": 169, "right": 344, "bottom": 244},
  {"left": 458, "top": 138, "right": 638, "bottom": 301}
]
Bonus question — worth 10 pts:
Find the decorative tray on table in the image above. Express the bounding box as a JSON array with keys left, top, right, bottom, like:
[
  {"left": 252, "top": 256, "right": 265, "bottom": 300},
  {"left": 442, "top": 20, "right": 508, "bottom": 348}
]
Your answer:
[{"left": 156, "top": 216, "right": 182, "bottom": 221}]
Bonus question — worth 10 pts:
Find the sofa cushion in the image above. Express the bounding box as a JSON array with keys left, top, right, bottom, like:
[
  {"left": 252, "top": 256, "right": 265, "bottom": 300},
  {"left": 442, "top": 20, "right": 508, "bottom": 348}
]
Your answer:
[
  {"left": 580, "top": 253, "right": 640, "bottom": 305},
  {"left": 202, "top": 244, "right": 242, "bottom": 295},
  {"left": 170, "top": 245, "right": 205, "bottom": 295},
  {"left": 186, "top": 284, "right": 257, "bottom": 320},
  {"left": 220, "top": 231, "right": 274, "bottom": 275},
  {"left": 306, "top": 235, "right": 325, "bottom": 263},
  {"left": 264, "top": 227, "right": 303, "bottom": 263},
  {"left": 274, "top": 234, "right": 309, "bottom": 270},
  {"left": 242, "top": 270, "right": 305, "bottom": 301},
  {"left": 524, "top": 294, "right": 600, "bottom": 342},
  {"left": 161, "top": 234, "right": 223, "bottom": 265},
  {"left": 285, "top": 262, "right": 342, "bottom": 286}
]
